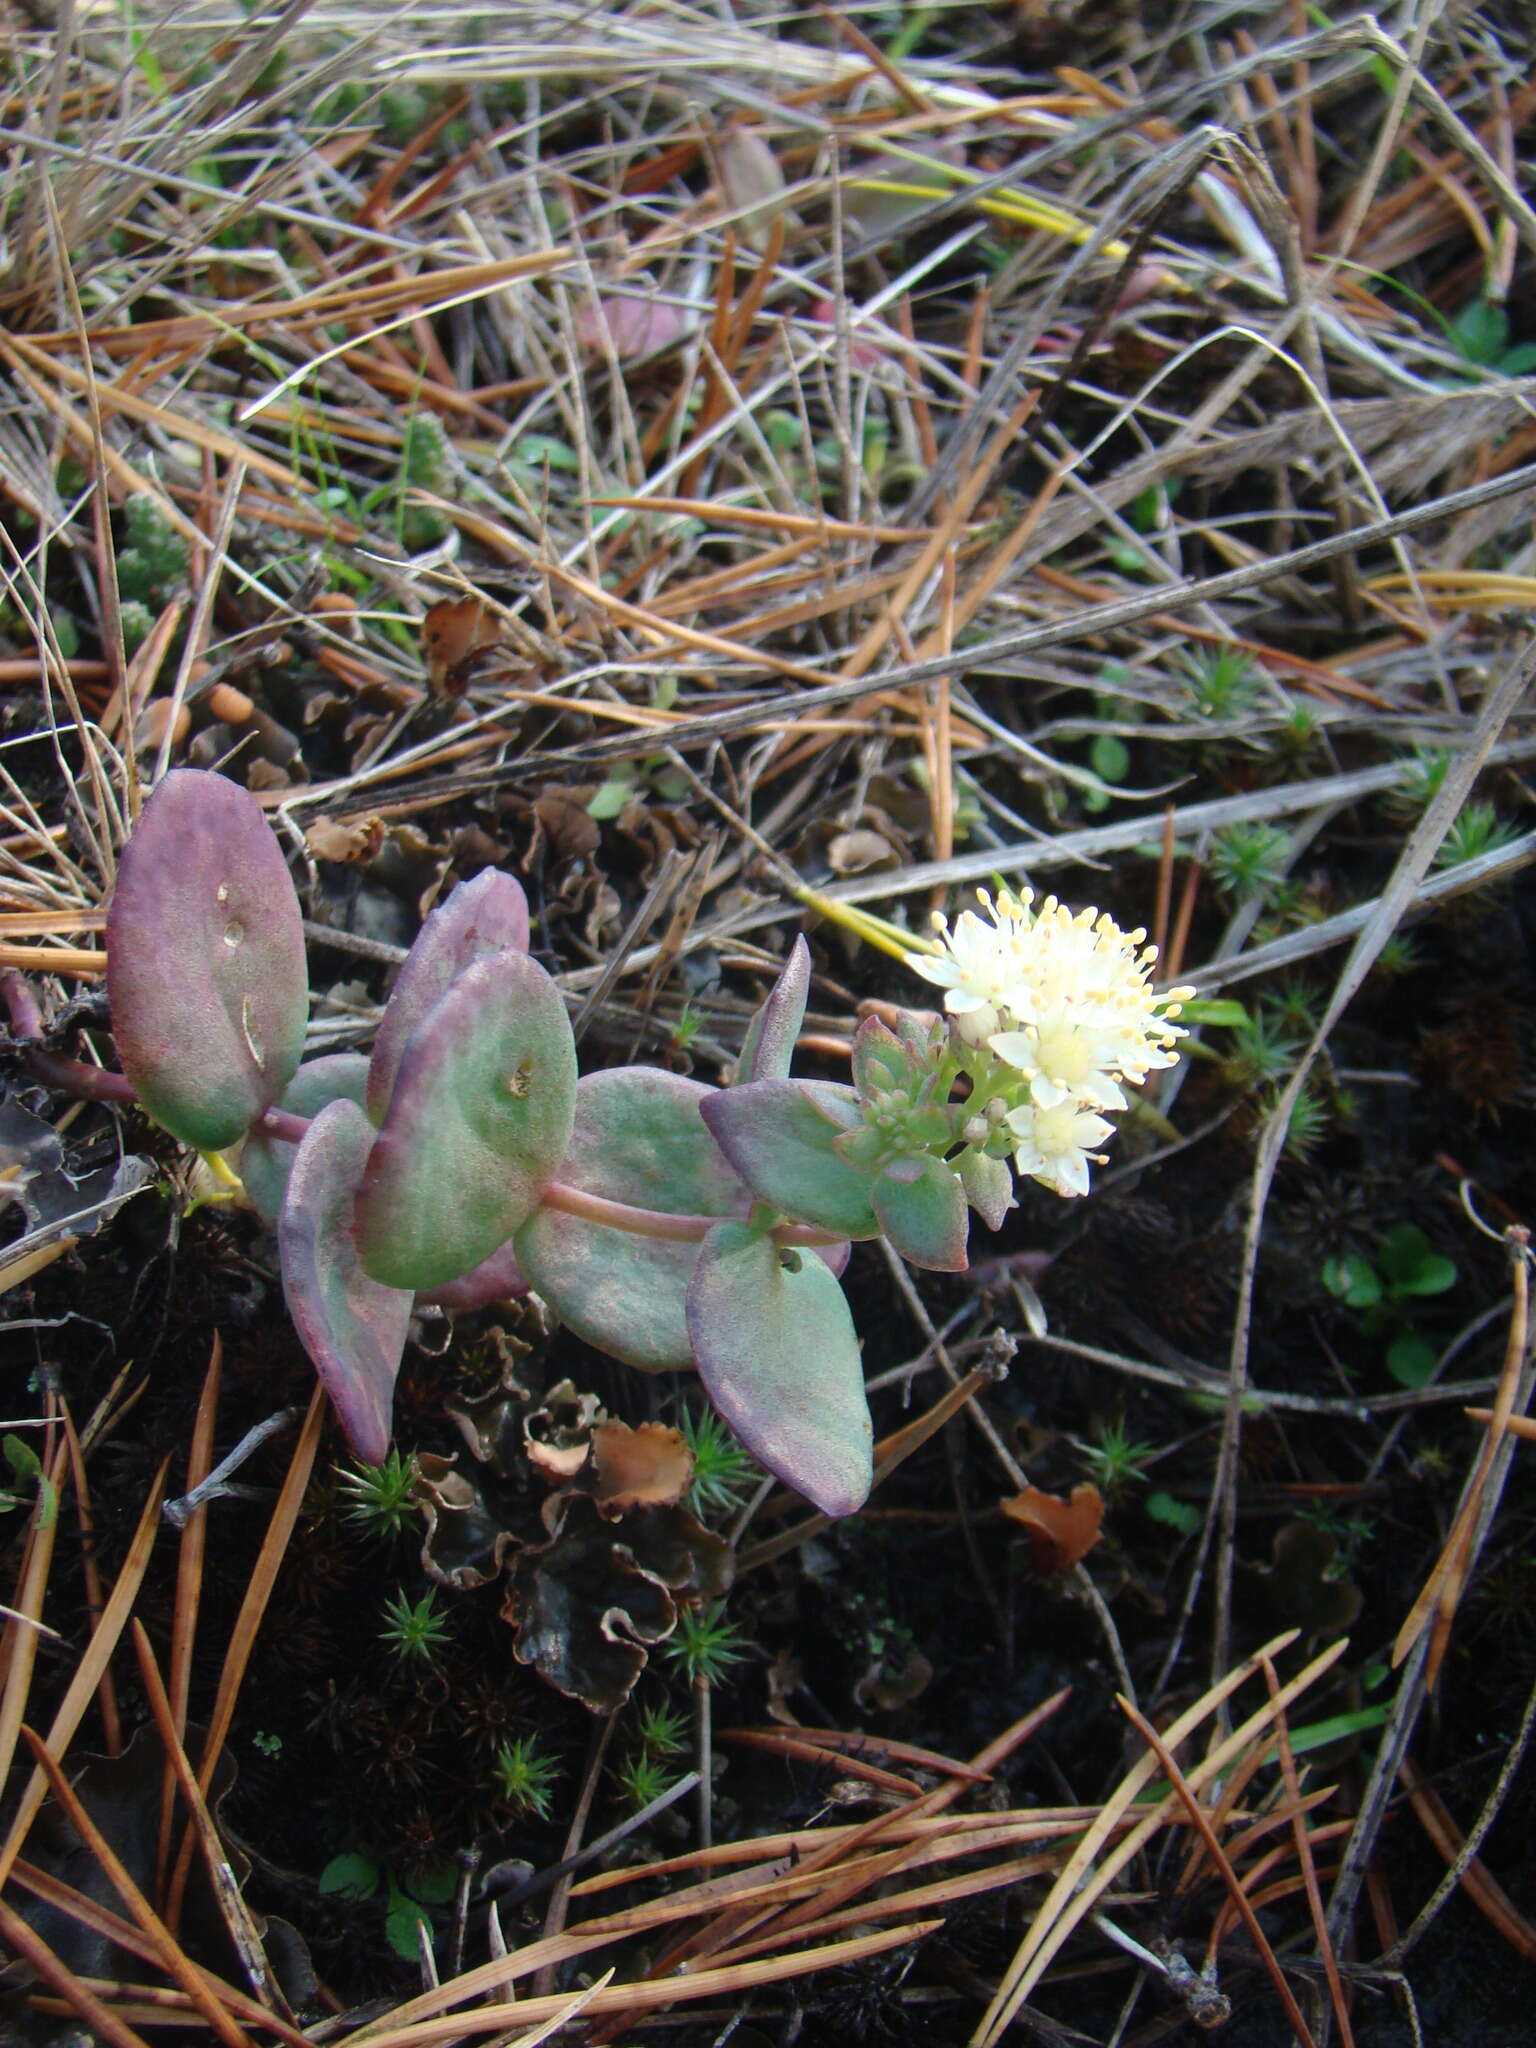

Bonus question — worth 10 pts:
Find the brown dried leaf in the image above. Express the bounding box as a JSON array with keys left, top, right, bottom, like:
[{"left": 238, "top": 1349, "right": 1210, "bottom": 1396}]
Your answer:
[
  {"left": 422, "top": 596, "right": 499, "bottom": 697},
  {"left": 1001, "top": 1482, "right": 1104, "bottom": 1572},
  {"left": 588, "top": 1420, "right": 694, "bottom": 1515},
  {"left": 305, "top": 815, "right": 386, "bottom": 865}
]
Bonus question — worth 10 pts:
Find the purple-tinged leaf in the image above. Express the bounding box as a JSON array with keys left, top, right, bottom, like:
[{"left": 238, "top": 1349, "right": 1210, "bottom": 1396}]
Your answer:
[
  {"left": 278, "top": 1098, "right": 411, "bottom": 1465},
  {"left": 242, "top": 1054, "right": 369, "bottom": 1224},
  {"left": 687, "top": 1221, "right": 872, "bottom": 1517},
  {"left": 872, "top": 1155, "right": 969, "bottom": 1271},
  {"left": 355, "top": 950, "right": 577, "bottom": 1291},
  {"left": 516, "top": 1067, "right": 748, "bottom": 1371},
  {"left": 368, "top": 869, "right": 530, "bottom": 1122},
  {"left": 851, "top": 1013, "right": 921, "bottom": 1101},
  {"left": 959, "top": 1149, "right": 1015, "bottom": 1233},
  {"left": 107, "top": 769, "right": 307, "bottom": 1149},
  {"left": 701, "top": 1078, "right": 880, "bottom": 1238},
  {"left": 418, "top": 1239, "right": 528, "bottom": 1313},
  {"left": 735, "top": 937, "right": 810, "bottom": 1085}
]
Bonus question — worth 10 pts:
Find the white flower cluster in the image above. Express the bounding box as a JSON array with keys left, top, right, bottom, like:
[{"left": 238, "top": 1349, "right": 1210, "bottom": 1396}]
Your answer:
[{"left": 906, "top": 889, "right": 1194, "bottom": 1197}]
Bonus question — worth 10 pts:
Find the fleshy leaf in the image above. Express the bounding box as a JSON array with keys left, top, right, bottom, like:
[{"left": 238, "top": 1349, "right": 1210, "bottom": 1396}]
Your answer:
[
  {"left": 687, "top": 1220, "right": 872, "bottom": 1517},
  {"left": 107, "top": 769, "right": 308, "bottom": 1149},
  {"left": 417, "top": 1239, "right": 528, "bottom": 1313},
  {"left": 516, "top": 1068, "right": 748, "bottom": 1371},
  {"left": 355, "top": 951, "right": 577, "bottom": 1291},
  {"left": 278, "top": 1099, "right": 412, "bottom": 1464},
  {"left": 736, "top": 937, "right": 810, "bottom": 1084},
  {"left": 241, "top": 1054, "right": 370, "bottom": 1224},
  {"left": 700, "top": 1079, "right": 880, "bottom": 1238},
  {"left": 872, "top": 1155, "right": 969, "bottom": 1271},
  {"left": 368, "top": 869, "right": 530, "bottom": 1121},
  {"left": 850, "top": 1013, "right": 919, "bottom": 1101},
  {"left": 958, "top": 1148, "right": 1015, "bottom": 1233}
]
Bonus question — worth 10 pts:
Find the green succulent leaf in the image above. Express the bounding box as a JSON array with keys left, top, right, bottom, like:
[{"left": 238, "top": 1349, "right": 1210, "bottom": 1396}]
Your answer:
[
  {"left": 278, "top": 1099, "right": 413, "bottom": 1465},
  {"left": 355, "top": 951, "right": 577, "bottom": 1290},
  {"left": 687, "top": 1221, "right": 872, "bottom": 1517},
  {"left": 107, "top": 769, "right": 308, "bottom": 1149},
  {"left": 872, "top": 1154, "right": 968, "bottom": 1270},
  {"left": 368, "top": 869, "right": 530, "bottom": 1122},
  {"left": 700, "top": 1079, "right": 880, "bottom": 1237},
  {"left": 735, "top": 936, "right": 810, "bottom": 1084},
  {"left": 241, "top": 1054, "right": 370, "bottom": 1223},
  {"left": 850, "top": 1013, "right": 921, "bottom": 1103},
  {"left": 958, "top": 1147, "right": 1015, "bottom": 1232},
  {"left": 516, "top": 1068, "right": 749, "bottom": 1370}
]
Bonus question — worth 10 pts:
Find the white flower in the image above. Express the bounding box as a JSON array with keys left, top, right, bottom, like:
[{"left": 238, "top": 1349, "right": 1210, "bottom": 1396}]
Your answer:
[
  {"left": 1006, "top": 1099, "right": 1115, "bottom": 1198},
  {"left": 905, "top": 888, "right": 1196, "bottom": 1199},
  {"left": 904, "top": 889, "right": 1038, "bottom": 1018}
]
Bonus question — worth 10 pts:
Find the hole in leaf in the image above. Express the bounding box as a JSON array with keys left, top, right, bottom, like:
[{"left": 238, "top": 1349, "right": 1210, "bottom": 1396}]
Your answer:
[
  {"left": 777, "top": 1248, "right": 803, "bottom": 1273},
  {"left": 223, "top": 918, "right": 245, "bottom": 947}
]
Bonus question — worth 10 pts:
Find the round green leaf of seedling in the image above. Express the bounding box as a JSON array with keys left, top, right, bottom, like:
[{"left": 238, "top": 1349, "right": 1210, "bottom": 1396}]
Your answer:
[
  {"left": 735, "top": 936, "right": 810, "bottom": 1084},
  {"left": 1386, "top": 1331, "right": 1439, "bottom": 1388},
  {"left": 700, "top": 1079, "right": 881, "bottom": 1238},
  {"left": 516, "top": 1067, "right": 750, "bottom": 1371},
  {"left": 368, "top": 869, "right": 530, "bottom": 1122},
  {"left": 279, "top": 1098, "right": 413, "bottom": 1465},
  {"left": 872, "top": 1154, "right": 969, "bottom": 1270},
  {"left": 687, "top": 1221, "right": 872, "bottom": 1518},
  {"left": 355, "top": 950, "right": 576, "bottom": 1291},
  {"left": 107, "top": 769, "right": 308, "bottom": 1149},
  {"left": 242, "top": 1053, "right": 370, "bottom": 1223}
]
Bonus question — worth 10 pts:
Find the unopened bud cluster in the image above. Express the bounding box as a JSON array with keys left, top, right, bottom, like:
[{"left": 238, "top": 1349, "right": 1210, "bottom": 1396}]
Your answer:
[{"left": 904, "top": 889, "right": 1194, "bottom": 1198}]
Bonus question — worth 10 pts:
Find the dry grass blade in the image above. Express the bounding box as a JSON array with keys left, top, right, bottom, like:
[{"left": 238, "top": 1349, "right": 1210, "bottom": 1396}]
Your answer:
[
  {"left": 1118, "top": 1698, "right": 1318, "bottom": 2047},
  {"left": 16, "top": 1725, "right": 255, "bottom": 2048},
  {"left": 0, "top": 1891, "right": 156, "bottom": 2048},
  {"left": 0, "top": 1455, "right": 167, "bottom": 1892},
  {"left": 973, "top": 1633, "right": 1347, "bottom": 2045},
  {"left": 1393, "top": 1232, "right": 1532, "bottom": 1685}
]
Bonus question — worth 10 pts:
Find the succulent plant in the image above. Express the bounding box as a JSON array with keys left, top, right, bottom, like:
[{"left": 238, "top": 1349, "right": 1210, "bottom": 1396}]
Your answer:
[{"left": 8, "top": 772, "right": 1193, "bottom": 1520}]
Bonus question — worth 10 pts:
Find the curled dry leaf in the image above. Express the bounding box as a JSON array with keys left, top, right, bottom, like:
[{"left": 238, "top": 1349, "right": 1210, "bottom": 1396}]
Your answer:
[
  {"left": 422, "top": 595, "right": 500, "bottom": 697},
  {"left": 854, "top": 1646, "right": 934, "bottom": 1713},
  {"left": 504, "top": 1491, "right": 732, "bottom": 1712},
  {"left": 305, "top": 815, "right": 386, "bottom": 865},
  {"left": 1001, "top": 1482, "right": 1105, "bottom": 1572},
  {"left": 524, "top": 1378, "right": 605, "bottom": 1481},
  {"left": 414, "top": 1454, "right": 519, "bottom": 1591},
  {"left": 586, "top": 1419, "right": 694, "bottom": 1515}
]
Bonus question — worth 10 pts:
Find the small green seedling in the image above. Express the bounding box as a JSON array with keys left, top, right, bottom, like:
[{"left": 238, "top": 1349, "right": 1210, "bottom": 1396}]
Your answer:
[
  {"left": 379, "top": 1586, "right": 453, "bottom": 1663},
  {"left": 491, "top": 1734, "right": 560, "bottom": 1820},
  {"left": 1322, "top": 1223, "right": 1458, "bottom": 1387}
]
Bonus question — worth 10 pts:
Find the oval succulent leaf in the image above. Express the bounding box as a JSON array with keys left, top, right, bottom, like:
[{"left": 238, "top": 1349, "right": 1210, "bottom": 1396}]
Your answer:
[
  {"left": 368, "top": 869, "right": 530, "bottom": 1122},
  {"left": 417, "top": 1239, "right": 529, "bottom": 1313},
  {"left": 735, "top": 936, "right": 810, "bottom": 1084},
  {"left": 278, "top": 1098, "right": 412, "bottom": 1465},
  {"left": 871, "top": 1154, "right": 969, "bottom": 1271},
  {"left": 107, "top": 769, "right": 308, "bottom": 1149},
  {"left": 700, "top": 1078, "right": 880, "bottom": 1237},
  {"left": 241, "top": 1054, "right": 370, "bottom": 1224},
  {"left": 516, "top": 1067, "right": 748, "bottom": 1371},
  {"left": 687, "top": 1221, "right": 872, "bottom": 1518},
  {"left": 354, "top": 950, "right": 577, "bottom": 1291},
  {"left": 959, "top": 1148, "right": 1016, "bottom": 1233}
]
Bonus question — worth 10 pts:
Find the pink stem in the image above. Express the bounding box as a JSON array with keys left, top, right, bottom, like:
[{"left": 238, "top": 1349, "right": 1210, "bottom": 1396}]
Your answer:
[
  {"left": 536, "top": 1178, "right": 849, "bottom": 1249},
  {"left": 7, "top": 965, "right": 849, "bottom": 1250}
]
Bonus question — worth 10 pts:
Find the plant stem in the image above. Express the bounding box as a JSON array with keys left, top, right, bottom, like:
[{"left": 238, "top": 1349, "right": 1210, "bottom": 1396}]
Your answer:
[
  {"left": 536, "top": 1178, "right": 849, "bottom": 1249},
  {"left": 5, "top": 968, "right": 853, "bottom": 1252}
]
